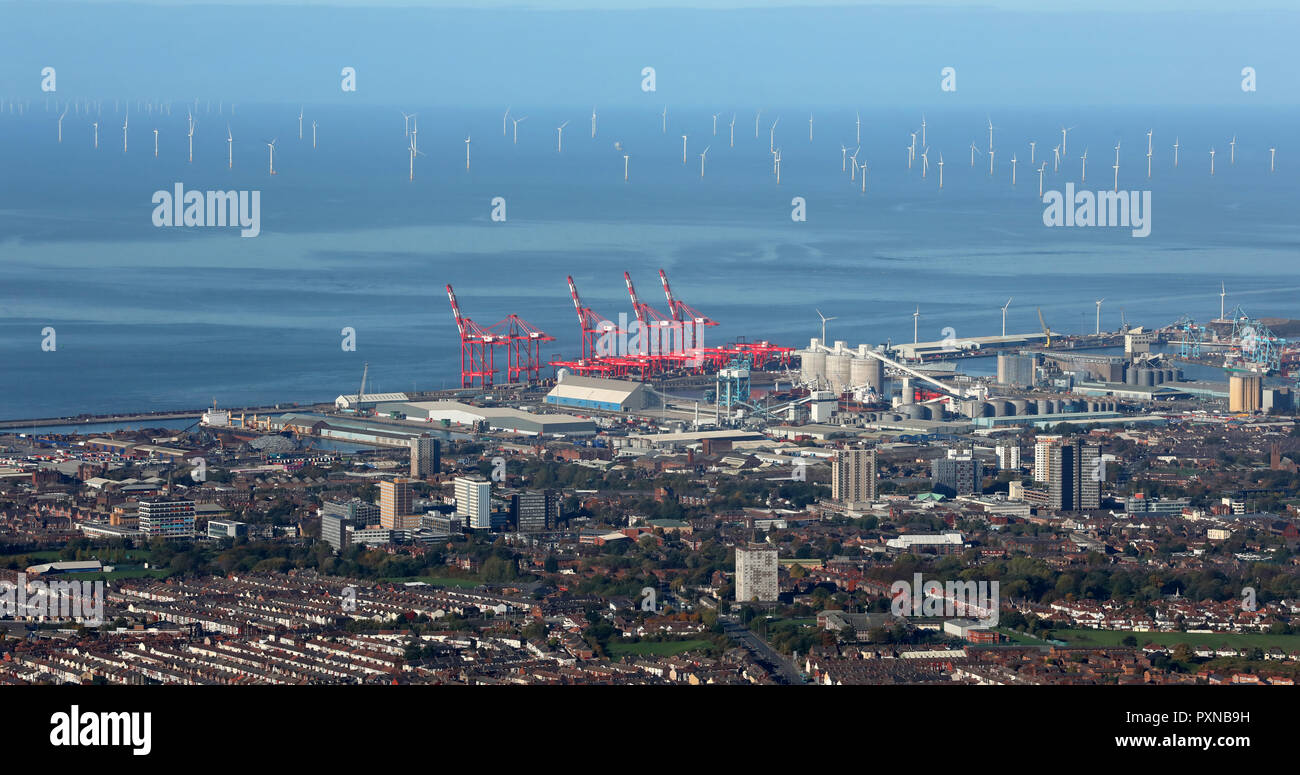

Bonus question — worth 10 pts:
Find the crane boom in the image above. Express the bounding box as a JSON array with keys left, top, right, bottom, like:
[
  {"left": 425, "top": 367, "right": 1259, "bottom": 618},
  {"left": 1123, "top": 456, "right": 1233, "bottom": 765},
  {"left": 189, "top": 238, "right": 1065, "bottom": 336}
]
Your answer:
[
  {"left": 1037, "top": 307, "right": 1052, "bottom": 347},
  {"left": 624, "top": 271, "right": 647, "bottom": 325},
  {"left": 446, "top": 284, "right": 467, "bottom": 339},
  {"left": 658, "top": 268, "right": 680, "bottom": 322}
]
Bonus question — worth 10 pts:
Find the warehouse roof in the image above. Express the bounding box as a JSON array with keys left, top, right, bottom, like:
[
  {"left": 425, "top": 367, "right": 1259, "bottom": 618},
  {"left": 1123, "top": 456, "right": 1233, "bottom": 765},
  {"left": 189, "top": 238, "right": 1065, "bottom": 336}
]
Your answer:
[{"left": 547, "top": 375, "right": 647, "bottom": 405}]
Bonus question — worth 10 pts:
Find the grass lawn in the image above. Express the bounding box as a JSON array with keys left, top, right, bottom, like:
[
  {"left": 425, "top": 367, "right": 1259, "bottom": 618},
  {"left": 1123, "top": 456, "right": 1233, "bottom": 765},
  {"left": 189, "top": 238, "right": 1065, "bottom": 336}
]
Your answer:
[
  {"left": 607, "top": 639, "right": 714, "bottom": 658},
  {"left": 1056, "top": 628, "right": 1300, "bottom": 650},
  {"left": 994, "top": 628, "right": 1054, "bottom": 645}
]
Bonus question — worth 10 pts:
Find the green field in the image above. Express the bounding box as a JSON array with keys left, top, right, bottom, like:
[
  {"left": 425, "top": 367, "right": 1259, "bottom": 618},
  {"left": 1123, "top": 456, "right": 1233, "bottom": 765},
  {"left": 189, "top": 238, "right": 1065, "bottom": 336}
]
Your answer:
[
  {"left": 606, "top": 639, "right": 714, "bottom": 658},
  {"left": 1056, "top": 629, "right": 1300, "bottom": 651}
]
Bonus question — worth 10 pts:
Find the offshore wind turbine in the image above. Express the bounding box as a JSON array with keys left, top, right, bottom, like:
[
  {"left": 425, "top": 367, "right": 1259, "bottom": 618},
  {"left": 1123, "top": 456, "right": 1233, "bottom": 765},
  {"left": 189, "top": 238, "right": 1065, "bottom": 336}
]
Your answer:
[
  {"left": 623, "top": 154, "right": 630, "bottom": 181},
  {"left": 908, "top": 131, "right": 917, "bottom": 168},
  {"left": 1269, "top": 147, "right": 1276, "bottom": 172},
  {"left": 988, "top": 148, "right": 995, "bottom": 176},
  {"left": 850, "top": 147, "right": 860, "bottom": 181},
  {"left": 1146, "top": 130, "right": 1153, "bottom": 178},
  {"left": 1010, "top": 154, "right": 1017, "bottom": 185},
  {"left": 729, "top": 114, "right": 736, "bottom": 148},
  {"left": 1029, "top": 140, "right": 1036, "bottom": 165},
  {"left": 298, "top": 107, "right": 303, "bottom": 140},
  {"left": 841, "top": 144, "right": 847, "bottom": 171},
  {"left": 699, "top": 145, "right": 709, "bottom": 177},
  {"left": 1037, "top": 163, "right": 1046, "bottom": 196},
  {"left": 512, "top": 115, "right": 527, "bottom": 144},
  {"left": 755, "top": 109, "right": 762, "bottom": 139},
  {"left": 556, "top": 120, "right": 569, "bottom": 152},
  {"left": 681, "top": 133, "right": 688, "bottom": 164},
  {"left": 1053, "top": 144, "right": 1060, "bottom": 172},
  {"left": 153, "top": 128, "right": 158, "bottom": 157},
  {"left": 1209, "top": 147, "right": 1216, "bottom": 175},
  {"left": 1060, "top": 125, "right": 1075, "bottom": 157},
  {"left": 661, "top": 106, "right": 668, "bottom": 134},
  {"left": 920, "top": 146, "right": 929, "bottom": 178},
  {"left": 312, "top": 120, "right": 317, "bottom": 149},
  {"left": 501, "top": 107, "right": 509, "bottom": 137},
  {"left": 187, "top": 111, "right": 195, "bottom": 162},
  {"left": 1081, "top": 147, "right": 1088, "bottom": 182},
  {"left": 769, "top": 117, "right": 779, "bottom": 153},
  {"left": 1173, "top": 137, "right": 1180, "bottom": 167},
  {"left": 465, "top": 135, "right": 471, "bottom": 169},
  {"left": 1230, "top": 135, "right": 1236, "bottom": 165},
  {"left": 1001, "top": 297, "right": 1013, "bottom": 336},
  {"left": 92, "top": 121, "right": 98, "bottom": 149},
  {"left": 266, "top": 138, "right": 278, "bottom": 176},
  {"left": 937, "top": 153, "right": 944, "bottom": 188},
  {"left": 970, "top": 142, "right": 981, "bottom": 167},
  {"left": 809, "top": 113, "right": 814, "bottom": 142},
  {"left": 860, "top": 160, "right": 867, "bottom": 193},
  {"left": 987, "top": 117, "right": 995, "bottom": 153},
  {"left": 921, "top": 114, "right": 926, "bottom": 146},
  {"left": 855, "top": 111, "right": 860, "bottom": 145},
  {"left": 57, "top": 107, "right": 67, "bottom": 142},
  {"left": 712, "top": 112, "right": 720, "bottom": 135},
  {"left": 227, "top": 124, "right": 232, "bottom": 168},
  {"left": 591, "top": 107, "right": 597, "bottom": 139}
]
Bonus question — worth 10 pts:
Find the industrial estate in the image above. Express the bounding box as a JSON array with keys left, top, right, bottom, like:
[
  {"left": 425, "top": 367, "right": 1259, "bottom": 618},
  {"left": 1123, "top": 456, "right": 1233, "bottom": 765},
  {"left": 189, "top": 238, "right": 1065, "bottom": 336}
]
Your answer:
[{"left": 5, "top": 271, "right": 1300, "bottom": 687}]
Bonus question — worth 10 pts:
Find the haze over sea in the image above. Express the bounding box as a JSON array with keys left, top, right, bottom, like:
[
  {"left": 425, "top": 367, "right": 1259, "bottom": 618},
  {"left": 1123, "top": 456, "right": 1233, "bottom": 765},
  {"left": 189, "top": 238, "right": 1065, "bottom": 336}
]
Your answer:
[{"left": 0, "top": 4, "right": 1297, "bottom": 419}]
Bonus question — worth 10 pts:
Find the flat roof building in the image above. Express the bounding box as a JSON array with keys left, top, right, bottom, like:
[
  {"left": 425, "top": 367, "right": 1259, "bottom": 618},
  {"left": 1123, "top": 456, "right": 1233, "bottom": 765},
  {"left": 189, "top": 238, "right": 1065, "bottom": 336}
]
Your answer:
[{"left": 544, "top": 375, "right": 653, "bottom": 413}]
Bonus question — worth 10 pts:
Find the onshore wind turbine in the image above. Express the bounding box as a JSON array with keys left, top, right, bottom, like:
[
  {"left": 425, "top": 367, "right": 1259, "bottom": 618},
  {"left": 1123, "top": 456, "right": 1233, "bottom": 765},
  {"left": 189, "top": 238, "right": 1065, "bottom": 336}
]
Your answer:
[
  {"left": 913, "top": 307, "right": 920, "bottom": 344},
  {"left": 1001, "top": 297, "right": 1013, "bottom": 336},
  {"left": 1094, "top": 298, "right": 1105, "bottom": 335},
  {"left": 815, "top": 309, "right": 837, "bottom": 344}
]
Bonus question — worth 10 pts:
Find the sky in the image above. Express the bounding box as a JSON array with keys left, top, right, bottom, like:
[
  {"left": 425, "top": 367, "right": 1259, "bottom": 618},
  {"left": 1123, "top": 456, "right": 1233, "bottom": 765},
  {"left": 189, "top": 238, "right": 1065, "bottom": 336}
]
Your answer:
[{"left": 0, "top": 2, "right": 1295, "bottom": 108}]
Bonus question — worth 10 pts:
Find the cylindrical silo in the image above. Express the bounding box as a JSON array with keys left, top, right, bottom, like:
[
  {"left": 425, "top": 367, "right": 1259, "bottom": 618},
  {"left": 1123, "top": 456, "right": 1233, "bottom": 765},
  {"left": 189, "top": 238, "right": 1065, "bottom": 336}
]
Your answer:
[
  {"left": 826, "top": 353, "right": 851, "bottom": 391},
  {"left": 850, "top": 357, "right": 884, "bottom": 395},
  {"left": 1010, "top": 399, "right": 1029, "bottom": 416},
  {"left": 1125, "top": 365, "right": 1138, "bottom": 384},
  {"left": 1140, "top": 369, "right": 1155, "bottom": 386},
  {"left": 801, "top": 349, "right": 826, "bottom": 387},
  {"left": 1036, "top": 399, "right": 1051, "bottom": 415}
]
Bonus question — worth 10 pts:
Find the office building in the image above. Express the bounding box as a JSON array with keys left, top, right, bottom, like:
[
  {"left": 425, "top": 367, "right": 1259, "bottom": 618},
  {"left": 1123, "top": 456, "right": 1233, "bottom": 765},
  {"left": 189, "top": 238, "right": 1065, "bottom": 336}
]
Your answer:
[
  {"left": 207, "top": 519, "right": 247, "bottom": 539},
  {"left": 410, "top": 436, "right": 441, "bottom": 478},
  {"left": 832, "top": 448, "right": 877, "bottom": 508},
  {"left": 321, "top": 513, "right": 351, "bottom": 551},
  {"left": 511, "top": 489, "right": 560, "bottom": 532},
  {"left": 321, "top": 498, "right": 379, "bottom": 525},
  {"left": 455, "top": 475, "right": 492, "bottom": 530},
  {"left": 138, "top": 497, "right": 196, "bottom": 539},
  {"left": 379, "top": 478, "right": 417, "bottom": 531},
  {"left": 735, "top": 544, "right": 779, "bottom": 603}
]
